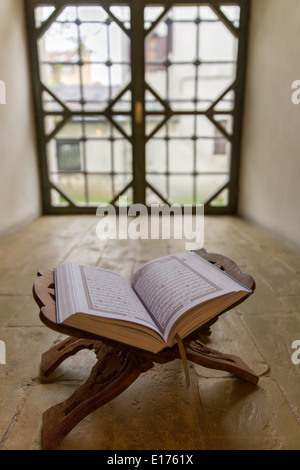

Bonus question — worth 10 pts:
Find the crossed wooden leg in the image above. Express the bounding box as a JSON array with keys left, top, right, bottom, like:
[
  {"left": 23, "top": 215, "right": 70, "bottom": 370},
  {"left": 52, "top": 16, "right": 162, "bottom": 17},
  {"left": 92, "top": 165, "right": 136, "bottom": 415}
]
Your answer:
[
  {"left": 41, "top": 338, "right": 155, "bottom": 450},
  {"left": 186, "top": 339, "right": 259, "bottom": 385},
  {"left": 40, "top": 336, "right": 258, "bottom": 450}
]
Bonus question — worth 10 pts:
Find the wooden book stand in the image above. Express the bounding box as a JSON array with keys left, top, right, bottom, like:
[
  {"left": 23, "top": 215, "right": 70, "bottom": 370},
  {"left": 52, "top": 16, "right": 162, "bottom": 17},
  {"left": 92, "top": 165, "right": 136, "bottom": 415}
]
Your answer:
[{"left": 33, "top": 249, "right": 259, "bottom": 450}]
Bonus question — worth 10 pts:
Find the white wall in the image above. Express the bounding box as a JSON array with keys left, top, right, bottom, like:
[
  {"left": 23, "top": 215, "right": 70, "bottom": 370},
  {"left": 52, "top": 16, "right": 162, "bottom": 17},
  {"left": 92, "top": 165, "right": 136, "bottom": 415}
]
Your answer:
[
  {"left": 0, "top": 0, "right": 41, "bottom": 237},
  {"left": 239, "top": 0, "right": 300, "bottom": 251}
]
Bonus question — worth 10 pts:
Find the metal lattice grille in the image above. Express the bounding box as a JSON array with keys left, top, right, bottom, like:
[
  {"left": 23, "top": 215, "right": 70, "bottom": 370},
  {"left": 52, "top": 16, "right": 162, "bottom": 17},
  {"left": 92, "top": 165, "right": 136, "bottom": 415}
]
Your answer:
[{"left": 25, "top": 0, "right": 249, "bottom": 214}]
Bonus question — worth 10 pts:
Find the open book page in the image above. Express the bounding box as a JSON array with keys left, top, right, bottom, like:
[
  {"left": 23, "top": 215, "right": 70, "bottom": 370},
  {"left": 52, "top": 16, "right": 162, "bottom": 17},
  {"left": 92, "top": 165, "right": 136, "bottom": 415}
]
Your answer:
[
  {"left": 131, "top": 251, "right": 250, "bottom": 342},
  {"left": 55, "top": 263, "right": 159, "bottom": 333}
]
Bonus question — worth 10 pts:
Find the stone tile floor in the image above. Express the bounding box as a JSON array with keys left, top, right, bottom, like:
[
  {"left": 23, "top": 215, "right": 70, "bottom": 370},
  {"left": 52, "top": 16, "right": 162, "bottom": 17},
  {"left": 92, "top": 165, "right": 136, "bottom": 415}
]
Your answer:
[{"left": 0, "top": 214, "right": 299, "bottom": 450}]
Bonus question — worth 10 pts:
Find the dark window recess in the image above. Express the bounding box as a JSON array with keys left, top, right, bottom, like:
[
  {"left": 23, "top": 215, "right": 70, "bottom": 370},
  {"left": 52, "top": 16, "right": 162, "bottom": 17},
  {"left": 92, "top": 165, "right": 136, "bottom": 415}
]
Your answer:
[{"left": 57, "top": 141, "right": 81, "bottom": 171}]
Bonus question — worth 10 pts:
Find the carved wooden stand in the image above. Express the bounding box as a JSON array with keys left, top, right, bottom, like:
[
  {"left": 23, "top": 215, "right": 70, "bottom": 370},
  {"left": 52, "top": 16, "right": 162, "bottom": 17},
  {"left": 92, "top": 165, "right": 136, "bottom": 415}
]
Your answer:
[{"left": 33, "top": 249, "right": 259, "bottom": 450}]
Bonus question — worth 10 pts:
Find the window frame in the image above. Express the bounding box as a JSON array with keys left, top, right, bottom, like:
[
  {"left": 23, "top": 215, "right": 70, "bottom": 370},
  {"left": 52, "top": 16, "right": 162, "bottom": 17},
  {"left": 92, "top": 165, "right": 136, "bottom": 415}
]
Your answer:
[{"left": 24, "top": 0, "right": 250, "bottom": 215}]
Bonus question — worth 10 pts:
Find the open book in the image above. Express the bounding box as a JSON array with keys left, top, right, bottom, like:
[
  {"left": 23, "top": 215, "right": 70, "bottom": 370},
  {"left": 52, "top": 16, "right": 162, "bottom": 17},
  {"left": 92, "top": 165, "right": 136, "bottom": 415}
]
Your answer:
[{"left": 54, "top": 251, "right": 252, "bottom": 354}]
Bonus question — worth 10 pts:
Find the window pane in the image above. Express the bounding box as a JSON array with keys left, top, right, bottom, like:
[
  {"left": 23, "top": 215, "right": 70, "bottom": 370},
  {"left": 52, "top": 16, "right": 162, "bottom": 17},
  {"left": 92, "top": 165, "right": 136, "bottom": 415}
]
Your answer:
[
  {"left": 214, "top": 90, "right": 235, "bottom": 112},
  {"left": 146, "top": 115, "right": 166, "bottom": 137},
  {"left": 50, "top": 188, "right": 69, "bottom": 207},
  {"left": 199, "top": 22, "right": 237, "bottom": 62},
  {"left": 56, "top": 7, "right": 77, "bottom": 22},
  {"left": 220, "top": 6, "right": 240, "bottom": 27},
  {"left": 110, "top": 64, "right": 131, "bottom": 91},
  {"left": 57, "top": 141, "right": 81, "bottom": 171},
  {"left": 86, "top": 140, "right": 111, "bottom": 173},
  {"left": 146, "top": 139, "right": 166, "bottom": 173},
  {"left": 113, "top": 115, "right": 132, "bottom": 138},
  {"left": 210, "top": 187, "right": 229, "bottom": 207},
  {"left": 56, "top": 118, "right": 83, "bottom": 139},
  {"left": 87, "top": 175, "right": 113, "bottom": 204},
  {"left": 40, "top": 63, "right": 81, "bottom": 107},
  {"left": 44, "top": 115, "right": 64, "bottom": 136},
  {"left": 168, "top": 64, "right": 196, "bottom": 102},
  {"left": 113, "top": 89, "right": 132, "bottom": 113},
  {"left": 147, "top": 175, "right": 168, "bottom": 200},
  {"left": 196, "top": 174, "right": 229, "bottom": 204},
  {"left": 39, "top": 22, "right": 79, "bottom": 63},
  {"left": 80, "top": 23, "right": 108, "bottom": 62},
  {"left": 56, "top": 173, "right": 86, "bottom": 204},
  {"left": 168, "top": 115, "right": 195, "bottom": 138},
  {"left": 84, "top": 117, "right": 111, "bottom": 139},
  {"left": 35, "top": 6, "right": 55, "bottom": 28},
  {"left": 82, "top": 64, "right": 109, "bottom": 109},
  {"left": 42, "top": 90, "right": 64, "bottom": 112},
  {"left": 114, "top": 175, "right": 132, "bottom": 199},
  {"left": 198, "top": 6, "right": 218, "bottom": 21},
  {"left": 145, "top": 67, "right": 167, "bottom": 99},
  {"left": 197, "top": 63, "right": 235, "bottom": 105},
  {"left": 171, "top": 6, "right": 198, "bottom": 20},
  {"left": 196, "top": 139, "right": 231, "bottom": 173},
  {"left": 145, "top": 89, "right": 165, "bottom": 112},
  {"left": 47, "top": 138, "right": 83, "bottom": 173},
  {"left": 78, "top": 6, "right": 107, "bottom": 22},
  {"left": 109, "top": 23, "right": 131, "bottom": 62},
  {"left": 113, "top": 140, "right": 132, "bottom": 173},
  {"left": 214, "top": 114, "right": 234, "bottom": 136},
  {"left": 169, "top": 140, "right": 194, "bottom": 173},
  {"left": 169, "top": 175, "right": 194, "bottom": 204},
  {"left": 144, "top": 7, "right": 164, "bottom": 23},
  {"left": 172, "top": 22, "right": 197, "bottom": 62},
  {"left": 110, "top": 6, "right": 131, "bottom": 23},
  {"left": 196, "top": 115, "right": 218, "bottom": 137}
]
